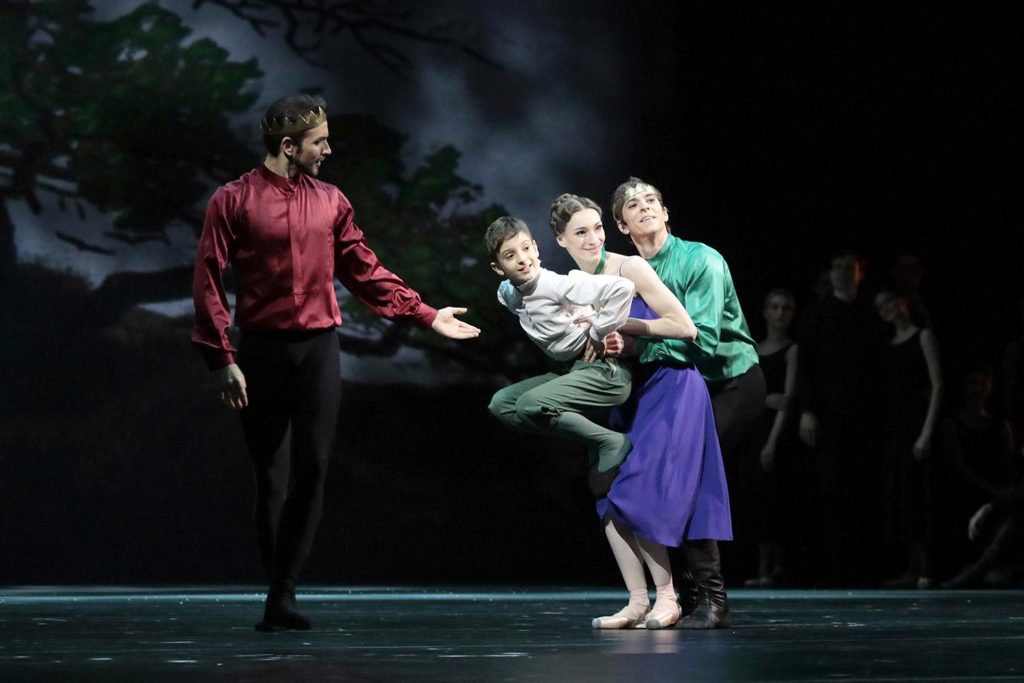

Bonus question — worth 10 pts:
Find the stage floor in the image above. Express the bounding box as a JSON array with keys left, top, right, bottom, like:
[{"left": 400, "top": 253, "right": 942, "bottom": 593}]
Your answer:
[{"left": 1, "top": 586, "right": 1022, "bottom": 681}]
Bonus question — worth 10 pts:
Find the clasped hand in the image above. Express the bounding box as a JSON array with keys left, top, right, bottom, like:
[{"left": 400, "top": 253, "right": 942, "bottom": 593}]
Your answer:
[{"left": 582, "top": 331, "right": 624, "bottom": 362}]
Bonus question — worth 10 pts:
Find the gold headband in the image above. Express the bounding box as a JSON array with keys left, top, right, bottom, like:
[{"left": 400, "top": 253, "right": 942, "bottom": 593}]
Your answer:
[
  {"left": 622, "top": 182, "right": 660, "bottom": 203},
  {"left": 260, "top": 106, "right": 327, "bottom": 136}
]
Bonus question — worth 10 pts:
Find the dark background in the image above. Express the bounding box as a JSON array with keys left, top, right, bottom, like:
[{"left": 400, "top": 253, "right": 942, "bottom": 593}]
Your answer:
[{"left": 1, "top": 1, "right": 1021, "bottom": 587}]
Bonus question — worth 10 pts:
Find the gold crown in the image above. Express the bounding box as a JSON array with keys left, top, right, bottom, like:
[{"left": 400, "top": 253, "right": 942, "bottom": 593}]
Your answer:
[
  {"left": 622, "top": 182, "right": 660, "bottom": 203},
  {"left": 260, "top": 106, "right": 327, "bottom": 136}
]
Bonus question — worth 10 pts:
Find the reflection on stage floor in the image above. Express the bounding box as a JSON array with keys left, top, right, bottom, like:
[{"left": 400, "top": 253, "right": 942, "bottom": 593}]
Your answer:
[{"left": 1, "top": 586, "right": 1022, "bottom": 681}]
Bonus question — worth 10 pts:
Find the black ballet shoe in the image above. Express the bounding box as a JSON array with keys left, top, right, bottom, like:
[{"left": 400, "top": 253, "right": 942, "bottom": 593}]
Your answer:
[
  {"left": 743, "top": 575, "right": 776, "bottom": 588},
  {"left": 881, "top": 573, "right": 918, "bottom": 589},
  {"left": 255, "top": 590, "right": 312, "bottom": 632}
]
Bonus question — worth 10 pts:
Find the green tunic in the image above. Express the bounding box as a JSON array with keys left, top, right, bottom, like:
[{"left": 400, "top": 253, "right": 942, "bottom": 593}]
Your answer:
[{"left": 641, "top": 234, "right": 759, "bottom": 386}]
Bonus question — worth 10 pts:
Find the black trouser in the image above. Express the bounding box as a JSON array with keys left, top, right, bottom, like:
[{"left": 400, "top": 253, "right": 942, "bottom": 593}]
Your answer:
[
  {"left": 237, "top": 328, "right": 341, "bottom": 593},
  {"left": 814, "top": 410, "right": 877, "bottom": 584},
  {"left": 709, "top": 364, "right": 767, "bottom": 462}
]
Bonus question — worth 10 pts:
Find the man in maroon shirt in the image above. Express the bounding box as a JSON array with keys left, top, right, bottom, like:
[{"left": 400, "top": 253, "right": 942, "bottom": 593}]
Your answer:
[{"left": 192, "top": 93, "right": 480, "bottom": 632}]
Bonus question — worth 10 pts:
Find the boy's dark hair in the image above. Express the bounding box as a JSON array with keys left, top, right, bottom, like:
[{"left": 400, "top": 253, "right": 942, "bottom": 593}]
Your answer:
[
  {"left": 261, "top": 93, "right": 328, "bottom": 155},
  {"left": 485, "top": 216, "right": 533, "bottom": 260},
  {"left": 549, "top": 193, "right": 602, "bottom": 236}
]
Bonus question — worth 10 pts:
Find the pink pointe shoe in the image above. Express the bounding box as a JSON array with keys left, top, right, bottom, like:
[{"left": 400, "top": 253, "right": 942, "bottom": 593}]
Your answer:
[
  {"left": 644, "top": 598, "right": 682, "bottom": 630},
  {"left": 592, "top": 603, "right": 650, "bottom": 629}
]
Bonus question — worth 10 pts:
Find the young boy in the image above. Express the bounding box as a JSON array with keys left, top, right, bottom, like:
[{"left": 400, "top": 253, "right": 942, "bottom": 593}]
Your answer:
[{"left": 485, "top": 216, "right": 635, "bottom": 494}]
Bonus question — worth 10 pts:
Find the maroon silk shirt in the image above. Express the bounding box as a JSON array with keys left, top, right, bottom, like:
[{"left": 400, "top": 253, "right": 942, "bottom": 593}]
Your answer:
[{"left": 191, "top": 165, "right": 437, "bottom": 369}]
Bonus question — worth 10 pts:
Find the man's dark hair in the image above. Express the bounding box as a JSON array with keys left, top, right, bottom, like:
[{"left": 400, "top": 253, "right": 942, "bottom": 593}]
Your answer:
[{"left": 261, "top": 93, "right": 328, "bottom": 155}]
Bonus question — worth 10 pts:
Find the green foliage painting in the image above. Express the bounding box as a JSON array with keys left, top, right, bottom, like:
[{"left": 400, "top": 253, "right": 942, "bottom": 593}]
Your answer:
[
  {"left": 0, "top": 0, "right": 260, "bottom": 269},
  {"left": 0, "top": 0, "right": 534, "bottom": 374}
]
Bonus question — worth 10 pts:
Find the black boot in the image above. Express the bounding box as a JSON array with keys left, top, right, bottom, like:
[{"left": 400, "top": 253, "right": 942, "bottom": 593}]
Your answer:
[
  {"left": 676, "top": 561, "right": 701, "bottom": 617},
  {"left": 677, "top": 586, "right": 731, "bottom": 629},
  {"left": 255, "top": 583, "right": 312, "bottom": 632},
  {"left": 677, "top": 540, "right": 732, "bottom": 629}
]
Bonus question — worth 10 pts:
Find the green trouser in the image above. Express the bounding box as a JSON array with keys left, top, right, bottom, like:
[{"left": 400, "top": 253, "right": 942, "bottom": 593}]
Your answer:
[{"left": 488, "top": 359, "right": 632, "bottom": 471}]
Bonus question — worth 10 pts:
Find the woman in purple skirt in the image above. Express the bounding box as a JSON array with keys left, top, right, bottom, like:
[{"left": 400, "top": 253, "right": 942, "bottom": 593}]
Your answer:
[{"left": 549, "top": 194, "right": 730, "bottom": 630}]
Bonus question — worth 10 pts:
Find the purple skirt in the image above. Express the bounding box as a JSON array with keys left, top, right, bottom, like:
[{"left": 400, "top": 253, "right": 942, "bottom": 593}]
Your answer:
[{"left": 596, "top": 363, "right": 733, "bottom": 546}]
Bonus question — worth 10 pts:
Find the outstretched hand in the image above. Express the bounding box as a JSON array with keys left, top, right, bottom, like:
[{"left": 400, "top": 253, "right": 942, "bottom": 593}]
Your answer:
[{"left": 431, "top": 307, "right": 481, "bottom": 340}]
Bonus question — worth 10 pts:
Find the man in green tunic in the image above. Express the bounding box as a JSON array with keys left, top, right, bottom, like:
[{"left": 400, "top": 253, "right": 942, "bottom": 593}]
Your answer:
[{"left": 611, "top": 176, "right": 766, "bottom": 629}]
